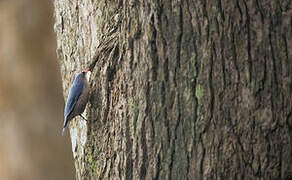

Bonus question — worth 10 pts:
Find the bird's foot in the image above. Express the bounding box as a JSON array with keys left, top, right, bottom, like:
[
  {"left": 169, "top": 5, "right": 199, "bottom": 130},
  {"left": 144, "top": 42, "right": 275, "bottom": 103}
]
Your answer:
[{"left": 79, "top": 114, "right": 88, "bottom": 121}]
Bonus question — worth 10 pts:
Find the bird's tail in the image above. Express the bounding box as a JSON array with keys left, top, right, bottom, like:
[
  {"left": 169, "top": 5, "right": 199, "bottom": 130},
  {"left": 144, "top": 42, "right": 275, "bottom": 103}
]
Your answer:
[
  {"left": 62, "top": 126, "right": 67, "bottom": 136},
  {"left": 62, "top": 119, "right": 69, "bottom": 136}
]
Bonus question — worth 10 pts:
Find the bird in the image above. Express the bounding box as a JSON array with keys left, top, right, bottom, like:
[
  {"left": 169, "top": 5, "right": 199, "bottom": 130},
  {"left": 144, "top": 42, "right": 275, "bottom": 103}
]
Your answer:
[{"left": 62, "top": 68, "right": 90, "bottom": 136}]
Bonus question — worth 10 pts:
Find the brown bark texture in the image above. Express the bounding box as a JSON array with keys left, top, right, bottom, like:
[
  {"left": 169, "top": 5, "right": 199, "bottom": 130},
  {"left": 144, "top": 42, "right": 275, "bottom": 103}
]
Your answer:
[{"left": 54, "top": 0, "right": 291, "bottom": 179}]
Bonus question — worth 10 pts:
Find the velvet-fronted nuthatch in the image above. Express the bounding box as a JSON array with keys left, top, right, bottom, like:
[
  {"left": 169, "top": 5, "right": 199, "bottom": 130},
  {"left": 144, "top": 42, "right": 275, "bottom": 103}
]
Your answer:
[{"left": 62, "top": 68, "right": 90, "bottom": 136}]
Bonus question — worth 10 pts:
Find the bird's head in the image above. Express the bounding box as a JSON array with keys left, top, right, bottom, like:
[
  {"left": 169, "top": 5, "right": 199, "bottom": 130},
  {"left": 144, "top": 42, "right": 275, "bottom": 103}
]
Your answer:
[
  {"left": 74, "top": 68, "right": 90, "bottom": 81},
  {"left": 82, "top": 67, "right": 90, "bottom": 74},
  {"left": 78, "top": 67, "right": 91, "bottom": 81}
]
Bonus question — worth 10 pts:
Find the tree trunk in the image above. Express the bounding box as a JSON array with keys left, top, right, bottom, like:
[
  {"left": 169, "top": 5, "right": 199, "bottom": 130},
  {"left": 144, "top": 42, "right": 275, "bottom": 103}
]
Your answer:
[{"left": 54, "top": 0, "right": 291, "bottom": 179}]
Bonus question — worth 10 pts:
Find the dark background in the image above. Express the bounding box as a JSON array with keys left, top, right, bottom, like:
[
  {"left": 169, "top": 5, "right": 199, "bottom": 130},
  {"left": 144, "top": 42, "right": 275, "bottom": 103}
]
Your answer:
[{"left": 0, "top": 0, "right": 74, "bottom": 179}]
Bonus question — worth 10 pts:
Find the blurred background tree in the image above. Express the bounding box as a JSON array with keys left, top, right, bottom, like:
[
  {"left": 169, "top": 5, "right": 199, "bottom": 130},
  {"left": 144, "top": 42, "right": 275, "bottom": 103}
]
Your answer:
[{"left": 0, "top": 0, "right": 74, "bottom": 179}]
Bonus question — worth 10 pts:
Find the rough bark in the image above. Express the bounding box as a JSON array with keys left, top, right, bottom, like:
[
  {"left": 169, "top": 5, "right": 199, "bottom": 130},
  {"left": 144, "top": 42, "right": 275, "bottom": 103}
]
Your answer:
[{"left": 54, "top": 0, "right": 291, "bottom": 179}]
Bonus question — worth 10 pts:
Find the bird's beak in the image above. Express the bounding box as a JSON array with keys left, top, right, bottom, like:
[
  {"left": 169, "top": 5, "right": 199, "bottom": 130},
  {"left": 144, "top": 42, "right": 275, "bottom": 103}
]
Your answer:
[{"left": 85, "top": 67, "right": 90, "bottom": 73}]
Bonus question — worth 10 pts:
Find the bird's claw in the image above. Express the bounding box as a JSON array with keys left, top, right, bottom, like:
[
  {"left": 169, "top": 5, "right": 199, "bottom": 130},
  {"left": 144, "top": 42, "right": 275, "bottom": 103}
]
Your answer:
[{"left": 79, "top": 114, "right": 88, "bottom": 121}]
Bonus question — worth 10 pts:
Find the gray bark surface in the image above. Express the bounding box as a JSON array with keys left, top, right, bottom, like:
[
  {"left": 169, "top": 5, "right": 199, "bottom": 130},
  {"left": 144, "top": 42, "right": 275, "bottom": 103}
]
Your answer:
[{"left": 54, "top": 0, "right": 291, "bottom": 179}]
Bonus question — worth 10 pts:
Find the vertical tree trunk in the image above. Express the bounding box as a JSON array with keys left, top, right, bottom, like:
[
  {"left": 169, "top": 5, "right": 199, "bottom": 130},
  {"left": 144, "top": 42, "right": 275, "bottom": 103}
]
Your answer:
[{"left": 54, "top": 0, "right": 291, "bottom": 179}]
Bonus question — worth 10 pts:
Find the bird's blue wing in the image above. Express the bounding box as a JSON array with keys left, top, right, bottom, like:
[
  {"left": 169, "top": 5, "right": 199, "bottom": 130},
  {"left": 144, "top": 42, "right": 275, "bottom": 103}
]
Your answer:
[{"left": 64, "top": 76, "right": 84, "bottom": 119}]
